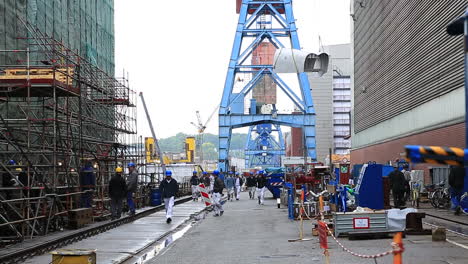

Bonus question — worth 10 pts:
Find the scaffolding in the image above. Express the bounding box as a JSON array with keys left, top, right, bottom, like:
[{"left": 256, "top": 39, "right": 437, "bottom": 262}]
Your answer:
[{"left": 0, "top": 18, "right": 139, "bottom": 245}]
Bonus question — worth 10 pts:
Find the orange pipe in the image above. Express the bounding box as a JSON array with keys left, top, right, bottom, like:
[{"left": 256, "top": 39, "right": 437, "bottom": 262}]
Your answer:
[{"left": 393, "top": 232, "right": 403, "bottom": 264}]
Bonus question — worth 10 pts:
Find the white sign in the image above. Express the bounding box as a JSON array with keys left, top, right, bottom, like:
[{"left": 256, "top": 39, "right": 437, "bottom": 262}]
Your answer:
[{"left": 353, "top": 218, "right": 370, "bottom": 229}]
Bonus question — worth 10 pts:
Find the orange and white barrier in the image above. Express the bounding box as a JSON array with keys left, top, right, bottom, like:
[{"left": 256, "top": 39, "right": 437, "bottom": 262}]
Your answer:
[{"left": 198, "top": 183, "right": 211, "bottom": 206}]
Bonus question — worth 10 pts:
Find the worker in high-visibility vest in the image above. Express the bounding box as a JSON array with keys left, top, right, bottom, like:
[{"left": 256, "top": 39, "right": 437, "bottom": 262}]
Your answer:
[{"left": 159, "top": 170, "right": 179, "bottom": 224}]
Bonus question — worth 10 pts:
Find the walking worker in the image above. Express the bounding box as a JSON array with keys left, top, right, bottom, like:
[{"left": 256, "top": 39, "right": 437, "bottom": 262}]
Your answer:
[
  {"left": 234, "top": 172, "right": 243, "bottom": 200},
  {"left": 190, "top": 170, "right": 200, "bottom": 201},
  {"left": 159, "top": 170, "right": 179, "bottom": 224},
  {"left": 448, "top": 166, "right": 465, "bottom": 215},
  {"left": 109, "top": 167, "right": 127, "bottom": 220},
  {"left": 401, "top": 165, "right": 411, "bottom": 202},
  {"left": 225, "top": 173, "right": 235, "bottom": 201},
  {"left": 246, "top": 172, "right": 256, "bottom": 199},
  {"left": 388, "top": 165, "right": 406, "bottom": 208},
  {"left": 212, "top": 170, "right": 225, "bottom": 217},
  {"left": 256, "top": 171, "right": 268, "bottom": 205},
  {"left": 126, "top": 162, "right": 138, "bottom": 216}
]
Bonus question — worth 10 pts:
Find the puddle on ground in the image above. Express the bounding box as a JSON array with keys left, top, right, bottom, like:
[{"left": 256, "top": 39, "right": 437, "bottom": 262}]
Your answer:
[
  {"left": 125, "top": 212, "right": 207, "bottom": 264},
  {"left": 260, "top": 254, "right": 300, "bottom": 259}
]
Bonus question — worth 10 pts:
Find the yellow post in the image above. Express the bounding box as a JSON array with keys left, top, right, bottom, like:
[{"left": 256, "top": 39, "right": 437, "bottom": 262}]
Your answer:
[{"left": 393, "top": 232, "right": 403, "bottom": 264}]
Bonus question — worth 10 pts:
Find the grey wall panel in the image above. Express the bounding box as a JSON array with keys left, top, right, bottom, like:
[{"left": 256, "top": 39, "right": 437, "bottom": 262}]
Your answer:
[
  {"left": 310, "top": 70, "right": 334, "bottom": 162},
  {"left": 354, "top": 0, "right": 466, "bottom": 133}
]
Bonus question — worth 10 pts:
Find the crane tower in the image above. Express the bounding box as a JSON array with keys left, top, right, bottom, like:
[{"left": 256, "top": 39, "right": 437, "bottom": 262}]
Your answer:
[{"left": 218, "top": 0, "right": 322, "bottom": 172}]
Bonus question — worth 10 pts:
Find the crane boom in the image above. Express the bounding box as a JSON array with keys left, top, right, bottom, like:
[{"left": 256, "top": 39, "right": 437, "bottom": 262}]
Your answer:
[
  {"left": 139, "top": 92, "right": 166, "bottom": 173},
  {"left": 202, "top": 104, "right": 219, "bottom": 132}
]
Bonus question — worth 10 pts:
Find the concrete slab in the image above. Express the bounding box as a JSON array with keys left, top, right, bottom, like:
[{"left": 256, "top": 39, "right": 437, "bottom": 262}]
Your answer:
[{"left": 24, "top": 200, "right": 206, "bottom": 264}]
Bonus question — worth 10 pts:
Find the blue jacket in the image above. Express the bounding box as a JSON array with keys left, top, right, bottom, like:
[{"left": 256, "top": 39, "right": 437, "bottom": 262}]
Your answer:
[{"left": 225, "top": 177, "right": 235, "bottom": 188}]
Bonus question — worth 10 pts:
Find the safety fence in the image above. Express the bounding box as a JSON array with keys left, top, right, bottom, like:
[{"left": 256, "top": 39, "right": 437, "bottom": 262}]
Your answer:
[{"left": 293, "top": 191, "right": 404, "bottom": 263}]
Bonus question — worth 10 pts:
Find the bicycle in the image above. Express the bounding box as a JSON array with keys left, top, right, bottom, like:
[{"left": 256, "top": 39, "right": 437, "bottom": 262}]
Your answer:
[
  {"left": 426, "top": 181, "right": 449, "bottom": 209},
  {"left": 433, "top": 183, "right": 451, "bottom": 209}
]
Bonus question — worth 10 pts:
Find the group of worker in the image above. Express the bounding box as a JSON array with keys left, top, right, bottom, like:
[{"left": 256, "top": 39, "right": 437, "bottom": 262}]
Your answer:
[
  {"left": 109, "top": 163, "right": 179, "bottom": 223},
  {"left": 108, "top": 162, "right": 139, "bottom": 220},
  {"left": 111, "top": 167, "right": 271, "bottom": 223},
  {"left": 224, "top": 172, "right": 243, "bottom": 201},
  {"left": 245, "top": 171, "right": 268, "bottom": 205},
  {"left": 187, "top": 169, "right": 270, "bottom": 217},
  {"left": 189, "top": 170, "right": 224, "bottom": 216}
]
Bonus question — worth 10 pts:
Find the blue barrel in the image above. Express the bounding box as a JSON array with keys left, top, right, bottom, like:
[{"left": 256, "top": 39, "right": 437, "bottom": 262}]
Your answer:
[{"left": 150, "top": 189, "right": 162, "bottom": 206}]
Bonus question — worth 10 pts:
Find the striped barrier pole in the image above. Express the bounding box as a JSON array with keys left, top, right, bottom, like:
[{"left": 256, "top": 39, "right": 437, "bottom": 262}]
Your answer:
[
  {"left": 405, "top": 145, "right": 468, "bottom": 167},
  {"left": 198, "top": 183, "right": 211, "bottom": 207}
]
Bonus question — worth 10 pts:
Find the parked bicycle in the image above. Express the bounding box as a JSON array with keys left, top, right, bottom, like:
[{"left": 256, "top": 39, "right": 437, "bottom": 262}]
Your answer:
[{"left": 426, "top": 181, "right": 450, "bottom": 209}]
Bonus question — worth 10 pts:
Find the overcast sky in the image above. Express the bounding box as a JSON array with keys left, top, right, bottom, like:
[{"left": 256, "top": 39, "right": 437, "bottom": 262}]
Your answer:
[{"left": 115, "top": 0, "right": 351, "bottom": 139}]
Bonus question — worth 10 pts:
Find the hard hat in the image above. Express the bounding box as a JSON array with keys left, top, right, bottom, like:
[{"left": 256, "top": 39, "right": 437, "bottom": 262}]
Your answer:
[
  {"left": 8, "top": 160, "right": 16, "bottom": 165},
  {"left": 193, "top": 170, "right": 197, "bottom": 174},
  {"left": 165, "top": 170, "right": 172, "bottom": 176},
  {"left": 115, "top": 167, "right": 123, "bottom": 173},
  {"left": 213, "top": 170, "right": 219, "bottom": 175},
  {"left": 15, "top": 168, "right": 22, "bottom": 172},
  {"left": 235, "top": 172, "right": 239, "bottom": 175},
  {"left": 202, "top": 171, "right": 207, "bottom": 175},
  {"left": 127, "top": 162, "right": 135, "bottom": 167}
]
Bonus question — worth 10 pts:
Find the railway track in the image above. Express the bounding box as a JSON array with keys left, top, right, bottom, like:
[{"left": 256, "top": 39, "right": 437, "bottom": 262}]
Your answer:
[
  {"left": 423, "top": 212, "right": 468, "bottom": 240},
  {"left": 0, "top": 196, "right": 192, "bottom": 264},
  {"left": 424, "top": 213, "right": 468, "bottom": 226}
]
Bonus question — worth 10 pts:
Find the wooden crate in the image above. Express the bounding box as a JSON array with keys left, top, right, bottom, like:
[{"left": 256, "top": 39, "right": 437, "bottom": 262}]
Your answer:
[{"left": 68, "top": 208, "right": 93, "bottom": 229}]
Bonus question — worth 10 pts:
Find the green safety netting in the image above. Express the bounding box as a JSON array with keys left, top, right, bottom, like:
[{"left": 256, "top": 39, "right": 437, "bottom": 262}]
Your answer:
[{"left": 0, "top": 0, "right": 114, "bottom": 76}]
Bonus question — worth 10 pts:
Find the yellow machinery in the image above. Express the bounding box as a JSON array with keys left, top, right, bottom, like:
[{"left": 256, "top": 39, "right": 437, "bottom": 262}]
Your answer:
[
  {"left": 50, "top": 249, "right": 96, "bottom": 264},
  {"left": 145, "top": 137, "right": 195, "bottom": 164}
]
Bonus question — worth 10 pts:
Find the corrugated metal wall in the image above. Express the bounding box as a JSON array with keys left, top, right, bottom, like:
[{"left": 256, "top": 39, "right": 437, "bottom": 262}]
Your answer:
[
  {"left": 353, "top": 0, "right": 466, "bottom": 133},
  {"left": 0, "top": 0, "right": 114, "bottom": 75}
]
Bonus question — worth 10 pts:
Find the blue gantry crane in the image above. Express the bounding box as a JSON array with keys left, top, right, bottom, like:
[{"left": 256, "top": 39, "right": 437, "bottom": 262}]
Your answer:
[{"left": 218, "top": 0, "right": 328, "bottom": 172}]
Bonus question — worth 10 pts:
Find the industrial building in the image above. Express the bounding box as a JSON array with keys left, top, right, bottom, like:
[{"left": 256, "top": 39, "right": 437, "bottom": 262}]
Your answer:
[
  {"left": 351, "top": 0, "right": 466, "bottom": 182},
  {"left": 285, "top": 44, "right": 352, "bottom": 162}
]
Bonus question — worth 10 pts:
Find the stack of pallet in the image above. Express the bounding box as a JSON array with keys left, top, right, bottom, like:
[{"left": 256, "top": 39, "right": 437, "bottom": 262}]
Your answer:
[{"left": 68, "top": 208, "right": 93, "bottom": 229}]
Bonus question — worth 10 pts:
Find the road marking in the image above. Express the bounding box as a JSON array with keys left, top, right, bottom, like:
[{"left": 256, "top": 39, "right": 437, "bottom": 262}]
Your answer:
[{"left": 446, "top": 239, "right": 468, "bottom": 250}]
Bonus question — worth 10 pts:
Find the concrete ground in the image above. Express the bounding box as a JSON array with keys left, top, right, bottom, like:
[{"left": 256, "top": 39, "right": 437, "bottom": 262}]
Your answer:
[
  {"left": 23, "top": 202, "right": 206, "bottom": 264},
  {"left": 149, "top": 192, "right": 468, "bottom": 264}
]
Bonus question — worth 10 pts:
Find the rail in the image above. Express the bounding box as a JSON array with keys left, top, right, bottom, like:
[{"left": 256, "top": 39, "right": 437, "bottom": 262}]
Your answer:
[{"left": 0, "top": 196, "right": 193, "bottom": 264}]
